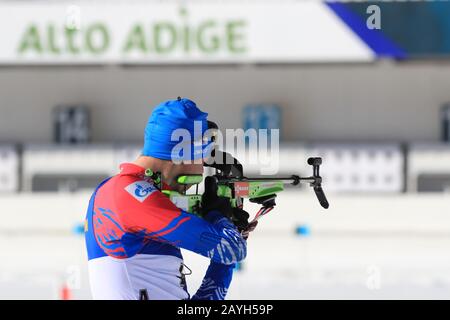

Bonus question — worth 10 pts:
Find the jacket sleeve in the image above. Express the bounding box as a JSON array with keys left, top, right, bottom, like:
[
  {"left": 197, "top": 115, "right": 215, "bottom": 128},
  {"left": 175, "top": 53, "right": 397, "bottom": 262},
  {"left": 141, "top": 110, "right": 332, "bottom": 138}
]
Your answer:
[
  {"left": 116, "top": 180, "right": 247, "bottom": 265},
  {"left": 191, "top": 261, "right": 235, "bottom": 300}
]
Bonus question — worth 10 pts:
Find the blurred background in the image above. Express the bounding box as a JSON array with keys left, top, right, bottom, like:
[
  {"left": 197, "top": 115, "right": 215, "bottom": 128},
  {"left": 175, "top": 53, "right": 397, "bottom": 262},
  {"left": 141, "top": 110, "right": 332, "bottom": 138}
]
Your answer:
[{"left": 1, "top": 0, "right": 450, "bottom": 299}]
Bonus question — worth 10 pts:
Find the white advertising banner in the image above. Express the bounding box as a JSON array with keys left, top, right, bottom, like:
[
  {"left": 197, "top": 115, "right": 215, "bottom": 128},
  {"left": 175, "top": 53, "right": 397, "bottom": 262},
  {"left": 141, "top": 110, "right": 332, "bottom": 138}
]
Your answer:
[{"left": 0, "top": 1, "right": 373, "bottom": 64}]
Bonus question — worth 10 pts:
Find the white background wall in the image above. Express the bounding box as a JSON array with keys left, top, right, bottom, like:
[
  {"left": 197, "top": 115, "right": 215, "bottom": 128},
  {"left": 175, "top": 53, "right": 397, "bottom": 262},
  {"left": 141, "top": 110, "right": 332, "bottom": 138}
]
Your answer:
[{"left": 1, "top": 60, "right": 450, "bottom": 144}]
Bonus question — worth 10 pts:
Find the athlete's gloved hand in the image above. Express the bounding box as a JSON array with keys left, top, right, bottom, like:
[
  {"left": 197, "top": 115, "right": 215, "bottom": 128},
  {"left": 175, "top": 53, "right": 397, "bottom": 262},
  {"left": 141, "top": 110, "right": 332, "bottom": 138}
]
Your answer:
[
  {"left": 231, "top": 207, "right": 250, "bottom": 232},
  {"left": 201, "top": 176, "right": 233, "bottom": 221},
  {"left": 202, "top": 196, "right": 234, "bottom": 221}
]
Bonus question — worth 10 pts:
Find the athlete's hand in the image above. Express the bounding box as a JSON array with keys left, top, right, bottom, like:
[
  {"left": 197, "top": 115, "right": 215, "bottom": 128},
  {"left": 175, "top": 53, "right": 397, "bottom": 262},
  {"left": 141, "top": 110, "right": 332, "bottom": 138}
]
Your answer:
[
  {"left": 202, "top": 196, "right": 233, "bottom": 220},
  {"left": 231, "top": 207, "right": 250, "bottom": 232},
  {"left": 201, "top": 176, "right": 233, "bottom": 220}
]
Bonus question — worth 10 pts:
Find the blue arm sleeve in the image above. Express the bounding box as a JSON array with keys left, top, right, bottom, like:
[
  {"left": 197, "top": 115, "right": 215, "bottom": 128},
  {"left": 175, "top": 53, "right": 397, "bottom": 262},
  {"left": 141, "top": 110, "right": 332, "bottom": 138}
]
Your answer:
[
  {"left": 158, "top": 210, "right": 247, "bottom": 265},
  {"left": 191, "top": 261, "right": 235, "bottom": 300}
]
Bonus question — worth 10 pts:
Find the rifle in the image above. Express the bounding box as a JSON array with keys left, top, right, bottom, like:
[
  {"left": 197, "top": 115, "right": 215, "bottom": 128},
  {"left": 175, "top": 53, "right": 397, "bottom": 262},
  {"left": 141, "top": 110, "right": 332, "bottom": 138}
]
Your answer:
[{"left": 154, "top": 121, "right": 329, "bottom": 231}]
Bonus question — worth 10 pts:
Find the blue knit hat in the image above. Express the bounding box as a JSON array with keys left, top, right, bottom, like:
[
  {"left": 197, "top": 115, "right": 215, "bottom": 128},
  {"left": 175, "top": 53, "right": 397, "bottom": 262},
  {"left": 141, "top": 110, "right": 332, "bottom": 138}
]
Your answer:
[{"left": 142, "top": 97, "right": 213, "bottom": 161}]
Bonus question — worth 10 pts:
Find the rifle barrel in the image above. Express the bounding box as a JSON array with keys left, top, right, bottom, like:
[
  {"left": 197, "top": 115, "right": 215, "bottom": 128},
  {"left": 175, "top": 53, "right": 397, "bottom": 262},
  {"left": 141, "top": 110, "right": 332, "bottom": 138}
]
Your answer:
[{"left": 218, "top": 175, "right": 317, "bottom": 185}]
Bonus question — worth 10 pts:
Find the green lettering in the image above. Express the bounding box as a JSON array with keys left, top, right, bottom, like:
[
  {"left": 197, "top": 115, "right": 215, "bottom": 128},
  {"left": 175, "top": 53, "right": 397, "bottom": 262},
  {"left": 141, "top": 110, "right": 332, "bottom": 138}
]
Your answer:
[
  {"left": 154, "top": 23, "right": 177, "bottom": 54},
  {"left": 123, "top": 24, "right": 148, "bottom": 53},
  {"left": 47, "top": 25, "right": 60, "bottom": 54},
  {"left": 85, "top": 23, "right": 109, "bottom": 54},
  {"left": 65, "top": 27, "right": 80, "bottom": 54},
  {"left": 197, "top": 21, "right": 219, "bottom": 53},
  {"left": 227, "top": 21, "right": 246, "bottom": 53},
  {"left": 182, "top": 25, "right": 191, "bottom": 53},
  {"left": 18, "top": 24, "right": 42, "bottom": 54},
  {"left": 179, "top": 7, "right": 190, "bottom": 53}
]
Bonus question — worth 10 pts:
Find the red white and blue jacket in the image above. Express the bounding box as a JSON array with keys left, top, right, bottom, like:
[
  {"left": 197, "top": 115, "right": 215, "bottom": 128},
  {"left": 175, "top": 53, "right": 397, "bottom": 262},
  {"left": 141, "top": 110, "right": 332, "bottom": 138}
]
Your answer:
[{"left": 84, "top": 163, "right": 247, "bottom": 300}]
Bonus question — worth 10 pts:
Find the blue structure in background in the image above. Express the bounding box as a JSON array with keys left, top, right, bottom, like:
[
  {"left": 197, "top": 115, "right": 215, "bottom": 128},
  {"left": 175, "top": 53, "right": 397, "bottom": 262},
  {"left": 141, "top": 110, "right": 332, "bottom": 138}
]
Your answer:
[
  {"left": 326, "top": 1, "right": 450, "bottom": 58},
  {"left": 295, "top": 224, "right": 311, "bottom": 237},
  {"left": 72, "top": 223, "right": 85, "bottom": 235},
  {"left": 243, "top": 104, "right": 281, "bottom": 146}
]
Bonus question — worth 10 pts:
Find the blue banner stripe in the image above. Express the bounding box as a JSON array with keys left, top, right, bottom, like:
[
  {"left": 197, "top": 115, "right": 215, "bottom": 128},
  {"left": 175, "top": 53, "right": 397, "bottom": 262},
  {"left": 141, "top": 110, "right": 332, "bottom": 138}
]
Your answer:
[{"left": 326, "top": 1, "right": 406, "bottom": 59}]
